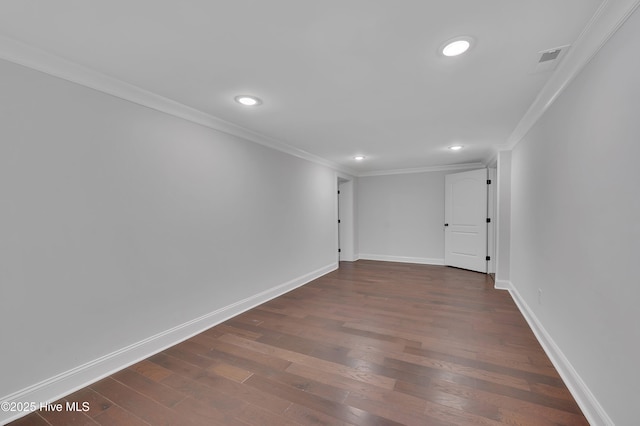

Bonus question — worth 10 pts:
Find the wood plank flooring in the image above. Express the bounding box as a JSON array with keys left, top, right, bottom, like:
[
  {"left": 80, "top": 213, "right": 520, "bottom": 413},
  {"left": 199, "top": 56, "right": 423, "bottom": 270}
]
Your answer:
[{"left": 9, "top": 261, "right": 588, "bottom": 425}]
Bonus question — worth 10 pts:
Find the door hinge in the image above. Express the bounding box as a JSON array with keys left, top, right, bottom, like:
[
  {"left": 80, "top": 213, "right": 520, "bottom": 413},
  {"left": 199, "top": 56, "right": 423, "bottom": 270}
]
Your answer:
[
  {"left": 338, "top": 249, "right": 341, "bottom": 253},
  {"left": 486, "top": 218, "right": 491, "bottom": 223},
  {"left": 338, "top": 190, "right": 341, "bottom": 194},
  {"left": 486, "top": 256, "right": 491, "bottom": 261},
  {"left": 487, "top": 179, "right": 492, "bottom": 184},
  {"left": 338, "top": 219, "right": 341, "bottom": 223}
]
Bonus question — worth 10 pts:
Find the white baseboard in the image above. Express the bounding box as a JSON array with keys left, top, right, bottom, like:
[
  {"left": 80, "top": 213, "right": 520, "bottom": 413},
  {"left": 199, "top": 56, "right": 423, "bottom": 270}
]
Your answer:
[
  {"left": 358, "top": 254, "right": 444, "bottom": 266},
  {"left": 0, "top": 262, "right": 337, "bottom": 426},
  {"left": 494, "top": 279, "right": 511, "bottom": 290},
  {"left": 500, "top": 281, "right": 613, "bottom": 426}
]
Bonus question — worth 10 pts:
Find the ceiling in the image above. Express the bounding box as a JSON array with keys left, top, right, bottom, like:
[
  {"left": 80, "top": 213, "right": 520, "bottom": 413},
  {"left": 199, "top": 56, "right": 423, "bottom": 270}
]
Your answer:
[{"left": 0, "top": 0, "right": 605, "bottom": 174}]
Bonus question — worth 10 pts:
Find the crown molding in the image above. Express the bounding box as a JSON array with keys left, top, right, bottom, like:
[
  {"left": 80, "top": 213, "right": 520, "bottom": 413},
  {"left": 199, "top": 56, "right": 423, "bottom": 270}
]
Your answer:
[
  {"left": 358, "top": 162, "right": 486, "bottom": 177},
  {"left": 0, "top": 35, "right": 358, "bottom": 177},
  {"left": 10, "top": 0, "right": 636, "bottom": 181},
  {"left": 0, "top": 37, "right": 490, "bottom": 180},
  {"left": 505, "top": 0, "right": 640, "bottom": 150}
]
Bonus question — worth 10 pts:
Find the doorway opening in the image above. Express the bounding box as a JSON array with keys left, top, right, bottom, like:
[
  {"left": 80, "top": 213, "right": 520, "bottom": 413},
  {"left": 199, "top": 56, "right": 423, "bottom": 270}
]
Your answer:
[{"left": 337, "top": 177, "right": 355, "bottom": 263}]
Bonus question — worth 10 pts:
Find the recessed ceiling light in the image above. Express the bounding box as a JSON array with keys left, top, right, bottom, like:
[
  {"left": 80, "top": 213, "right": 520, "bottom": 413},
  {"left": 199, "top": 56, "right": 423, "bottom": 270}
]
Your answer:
[
  {"left": 235, "top": 95, "right": 262, "bottom": 106},
  {"left": 449, "top": 145, "right": 463, "bottom": 151},
  {"left": 441, "top": 37, "right": 473, "bottom": 57},
  {"left": 354, "top": 155, "right": 366, "bottom": 161}
]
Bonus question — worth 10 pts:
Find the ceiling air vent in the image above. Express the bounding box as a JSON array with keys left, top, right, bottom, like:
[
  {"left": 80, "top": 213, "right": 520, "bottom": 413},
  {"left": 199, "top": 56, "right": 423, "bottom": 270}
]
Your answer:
[
  {"left": 539, "top": 49, "right": 561, "bottom": 63},
  {"left": 531, "top": 45, "right": 570, "bottom": 74}
]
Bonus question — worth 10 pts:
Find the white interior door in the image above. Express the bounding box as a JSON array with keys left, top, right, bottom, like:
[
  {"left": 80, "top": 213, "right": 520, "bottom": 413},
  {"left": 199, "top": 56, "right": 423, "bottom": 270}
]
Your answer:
[{"left": 444, "top": 169, "right": 488, "bottom": 273}]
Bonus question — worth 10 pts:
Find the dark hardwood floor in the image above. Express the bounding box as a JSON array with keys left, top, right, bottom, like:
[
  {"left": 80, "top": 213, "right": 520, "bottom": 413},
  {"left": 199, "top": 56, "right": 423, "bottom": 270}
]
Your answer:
[{"left": 10, "top": 261, "right": 588, "bottom": 425}]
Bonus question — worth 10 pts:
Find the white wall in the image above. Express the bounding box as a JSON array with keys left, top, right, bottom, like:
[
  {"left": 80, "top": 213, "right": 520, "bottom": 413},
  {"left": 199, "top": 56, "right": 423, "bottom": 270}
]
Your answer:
[
  {"left": 0, "top": 58, "right": 338, "bottom": 415},
  {"left": 495, "top": 151, "right": 511, "bottom": 284},
  {"left": 358, "top": 170, "right": 473, "bottom": 264},
  {"left": 508, "top": 7, "right": 640, "bottom": 425}
]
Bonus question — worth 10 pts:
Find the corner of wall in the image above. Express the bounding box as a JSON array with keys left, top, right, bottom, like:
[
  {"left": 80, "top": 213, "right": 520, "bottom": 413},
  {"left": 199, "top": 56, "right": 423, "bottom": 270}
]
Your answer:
[
  {"left": 494, "top": 279, "right": 511, "bottom": 291},
  {"left": 0, "top": 262, "right": 337, "bottom": 425},
  {"left": 502, "top": 281, "right": 614, "bottom": 426}
]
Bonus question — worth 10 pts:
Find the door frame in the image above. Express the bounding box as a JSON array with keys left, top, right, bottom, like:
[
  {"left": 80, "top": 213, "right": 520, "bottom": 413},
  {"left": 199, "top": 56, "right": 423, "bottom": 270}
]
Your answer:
[{"left": 487, "top": 167, "right": 497, "bottom": 274}]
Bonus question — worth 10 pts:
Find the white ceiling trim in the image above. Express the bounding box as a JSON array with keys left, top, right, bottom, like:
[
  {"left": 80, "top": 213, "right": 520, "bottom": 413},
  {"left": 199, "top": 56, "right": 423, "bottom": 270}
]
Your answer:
[
  {"left": 2, "top": 0, "right": 636, "bottom": 177},
  {"left": 0, "top": 34, "right": 358, "bottom": 177},
  {"left": 358, "top": 162, "right": 486, "bottom": 177},
  {"left": 504, "top": 0, "right": 640, "bottom": 149}
]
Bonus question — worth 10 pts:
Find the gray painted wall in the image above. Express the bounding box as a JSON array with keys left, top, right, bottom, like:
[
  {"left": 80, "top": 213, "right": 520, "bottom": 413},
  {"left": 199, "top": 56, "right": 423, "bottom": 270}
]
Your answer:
[
  {"left": 508, "top": 7, "right": 640, "bottom": 424},
  {"left": 0, "top": 59, "right": 337, "bottom": 400}
]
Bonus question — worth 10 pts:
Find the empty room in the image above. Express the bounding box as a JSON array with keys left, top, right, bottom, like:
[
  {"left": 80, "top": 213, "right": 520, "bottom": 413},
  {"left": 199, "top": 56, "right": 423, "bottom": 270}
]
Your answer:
[{"left": 1, "top": 1, "right": 638, "bottom": 425}]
